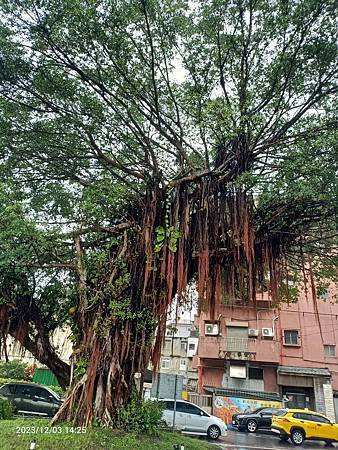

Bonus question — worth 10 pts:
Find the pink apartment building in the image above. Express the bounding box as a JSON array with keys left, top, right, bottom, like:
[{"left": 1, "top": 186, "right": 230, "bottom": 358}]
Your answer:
[{"left": 193, "top": 284, "right": 338, "bottom": 423}]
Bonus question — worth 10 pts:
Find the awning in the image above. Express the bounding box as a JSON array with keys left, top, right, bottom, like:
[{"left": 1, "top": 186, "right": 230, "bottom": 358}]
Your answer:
[
  {"left": 204, "top": 386, "right": 281, "bottom": 402},
  {"left": 277, "top": 366, "right": 330, "bottom": 377}
]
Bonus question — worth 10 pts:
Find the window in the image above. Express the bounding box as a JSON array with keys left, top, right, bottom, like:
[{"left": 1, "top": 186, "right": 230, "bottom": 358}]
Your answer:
[
  {"left": 293, "top": 412, "right": 312, "bottom": 421},
  {"left": 229, "top": 365, "right": 246, "bottom": 378},
  {"left": 310, "top": 414, "right": 331, "bottom": 424},
  {"left": 29, "top": 387, "right": 53, "bottom": 401},
  {"left": 324, "top": 345, "right": 336, "bottom": 357},
  {"left": 189, "top": 343, "right": 195, "bottom": 350},
  {"left": 226, "top": 325, "right": 248, "bottom": 351},
  {"left": 260, "top": 408, "right": 279, "bottom": 416},
  {"left": 184, "top": 403, "right": 204, "bottom": 416},
  {"left": 179, "top": 359, "right": 187, "bottom": 371},
  {"left": 161, "top": 358, "right": 171, "bottom": 369},
  {"left": 161, "top": 400, "right": 174, "bottom": 410},
  {"left": 164, "top": 339, "right": 171, "bottom": 350},
  {"left": 249, "top": 367, "right": 264, "bottom": 380},
  {"left": 174, "top": 402, "right": 204, "bottom": 415},
  {"left": 0, "top": 384, "right": 16, "bottom": 395},
  {"left": 16, "top": 385, "right": 35, "bottom": 397},
  {"left": 175, "top": 402, "right": 187, "bottom": 413},
  {"left": 284, "top": 330, "right": 299, "bottom": 346},
  {"left": 181, "top": 340, "right": 187, "bottom": 351}
]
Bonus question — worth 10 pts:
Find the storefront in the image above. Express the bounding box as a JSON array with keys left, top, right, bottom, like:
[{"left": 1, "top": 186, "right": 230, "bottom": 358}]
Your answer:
[{"left": 277, "top": 366, "right": 334, "bottom": 420}]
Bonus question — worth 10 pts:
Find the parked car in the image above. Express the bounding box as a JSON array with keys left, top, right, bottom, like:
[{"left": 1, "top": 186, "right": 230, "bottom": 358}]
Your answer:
[
  {"left": 0, "top": 382, "right": 62, "bottom": 417},
  {"left": 271, "top": 408, "right": 338, "bottom": 446},
  {"left": 158, "top": 398, "right": 227, "bottom": 440},
  {"left": 232, "top": 407, "right": 281, "bottom": 432}
]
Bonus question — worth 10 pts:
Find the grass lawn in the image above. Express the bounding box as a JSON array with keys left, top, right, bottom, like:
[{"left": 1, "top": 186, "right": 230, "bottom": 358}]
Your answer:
[{"left": 0, "top": 419, "right": 216, "bottom": 450}]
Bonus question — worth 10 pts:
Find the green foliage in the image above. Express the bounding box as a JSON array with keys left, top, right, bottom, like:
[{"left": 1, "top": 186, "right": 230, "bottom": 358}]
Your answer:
[
  {"left": 0, "top": 378, "right": 14, "bottom": 385},
  {"left": 167, "top": 227, "right": 181, "bottom": 253},
  {"left": 50, "top": 385, "right": 66, "bottom": 398},
  {"left": 154, "top": 226, "right": 166, "bottom": 253},
  {"left": 0, "top": 396, "right": 14, "bottom": 420},
  {"left": 74, "top": 359, "right": 88, "bottom": 379},
  {"left": 116, "top": 393, "right": 163, "bottom": 435},
  {"left": 0, "top": 360, "right": 27, "bottom": 380},
  {"left": 154, "top": 226, "right": 181, "bottom": 253}
]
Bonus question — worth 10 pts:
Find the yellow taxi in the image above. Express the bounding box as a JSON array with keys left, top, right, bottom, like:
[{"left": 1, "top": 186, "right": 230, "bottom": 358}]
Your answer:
[{"left": 271, "top": 408, "right": 338, "bottom": 446}]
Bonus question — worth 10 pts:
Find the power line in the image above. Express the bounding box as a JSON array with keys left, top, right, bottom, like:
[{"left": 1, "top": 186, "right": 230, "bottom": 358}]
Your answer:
[{"left": 216, "top": 304, "right": 338, "bottom": 318}]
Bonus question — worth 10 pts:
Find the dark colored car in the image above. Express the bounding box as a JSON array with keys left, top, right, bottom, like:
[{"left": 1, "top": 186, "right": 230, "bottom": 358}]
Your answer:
[
  {"left": 0, "top": 382, "right": 63, "bottom": 417},
  {"left": 232, "top": 407, "right": 281, "bottom": 433}
]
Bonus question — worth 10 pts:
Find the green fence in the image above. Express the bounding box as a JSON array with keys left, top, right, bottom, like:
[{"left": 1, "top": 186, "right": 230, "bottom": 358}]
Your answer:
[{"left": 33, "top": 368, "right": 60, "bottom": 387}]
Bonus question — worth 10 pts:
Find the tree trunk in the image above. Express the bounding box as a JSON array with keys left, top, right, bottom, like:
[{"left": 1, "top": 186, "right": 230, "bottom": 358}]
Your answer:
[
  {"left": 53, "top": 187, "right": 167, "bottom": 426},
  {"left": 52, "top": 316, "right": 155, "bottom": 426},
  {"left": 15, "top": 331, "right": 71, "bottom": 389},
  {"left": 1, "top": 298, "right": 71, "bottom": 389},
  {"left": 53, "top": 176, "right": 302, "bottom": 426}
]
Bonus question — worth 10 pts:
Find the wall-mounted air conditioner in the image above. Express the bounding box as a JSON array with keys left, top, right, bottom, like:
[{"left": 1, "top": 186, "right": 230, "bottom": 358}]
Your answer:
[
  {"left": 262, "top": 327, "right": 274, "bottom": 338},
  {"left": 248, "top": 328, "right": 259, "bottom": 337},
  {"left": 205, "top": 323, "right": 219, "bottom": 336}
]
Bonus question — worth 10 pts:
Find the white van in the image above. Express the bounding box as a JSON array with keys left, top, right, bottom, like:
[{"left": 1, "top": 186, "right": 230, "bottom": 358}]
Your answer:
[{"left": 158, "top": 398, "right": 227, "bottom": 440}]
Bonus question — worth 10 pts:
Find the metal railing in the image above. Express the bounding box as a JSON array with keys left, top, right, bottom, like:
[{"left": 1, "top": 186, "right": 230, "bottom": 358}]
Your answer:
[{"left": 226, "top": 337, "right": 252, "bottom": 351}]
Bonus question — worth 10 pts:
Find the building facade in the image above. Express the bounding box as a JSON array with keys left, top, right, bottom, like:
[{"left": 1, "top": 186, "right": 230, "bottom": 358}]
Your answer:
[
  {"left": 3, "top": 328, "right": 72, "bottom": 366},
  {"left": 193, "top": 284, "right": 338, "bottom": 423},
  {"left": 159, "top": 321, "right": 199, "bottom": 392}
]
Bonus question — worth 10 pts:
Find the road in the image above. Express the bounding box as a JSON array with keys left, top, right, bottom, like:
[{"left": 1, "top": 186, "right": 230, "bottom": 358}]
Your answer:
[{"left": 210, "top": 429, "right": 338, "bottom": 450}]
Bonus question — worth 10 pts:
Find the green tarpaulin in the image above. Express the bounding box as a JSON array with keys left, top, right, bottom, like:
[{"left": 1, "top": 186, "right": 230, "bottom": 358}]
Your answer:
[{"left": 33, "top": 368, "right": 60, "bottom": 387}]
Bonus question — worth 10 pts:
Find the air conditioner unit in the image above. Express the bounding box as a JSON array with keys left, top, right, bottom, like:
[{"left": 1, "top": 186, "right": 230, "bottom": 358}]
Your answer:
[
  {"left": 248, "top": 328, "right": 259, "bottom": 337},
  {"left": 205, "top": 323, "right": 219, "bottom": 336},
  {"left": 262, "top": 327, "right": 274, "bottom": 338}
]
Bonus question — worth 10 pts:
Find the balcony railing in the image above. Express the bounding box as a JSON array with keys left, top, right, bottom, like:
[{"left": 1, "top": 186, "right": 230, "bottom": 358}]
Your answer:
[
  {"left": 225, "top": 337, "right": 252, "bottom": 352},
  {"left": 217, "top": 337, "right": 256, "bottom": 360},
  {"left": 198, "top": 335, "right": 279, "bottom": 362}
]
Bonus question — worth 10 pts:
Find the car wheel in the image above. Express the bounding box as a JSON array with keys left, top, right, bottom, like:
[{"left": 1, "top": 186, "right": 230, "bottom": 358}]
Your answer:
[
  {"left": 291, "top": 429, "right": 305, "bottom": 446},
  {"left": 207, "top": 425, "right": 221, "bottom": 440},
  {"left": 246, "top": 419, "right": 257, "bottom": 433}
]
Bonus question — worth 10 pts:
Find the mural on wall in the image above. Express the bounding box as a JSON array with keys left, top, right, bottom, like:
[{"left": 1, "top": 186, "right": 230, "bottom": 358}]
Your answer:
[{"left": 214, "top": 396, "right": 282, "bottom": 424}]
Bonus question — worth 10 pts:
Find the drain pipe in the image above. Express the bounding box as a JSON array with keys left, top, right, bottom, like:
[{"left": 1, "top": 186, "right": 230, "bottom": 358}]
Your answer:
[
  {"left": 256, "top": 309, "right": 266, "bottom": 329},
  {"left": 272, "top": 316, "right": 279, "bottom": 339}
]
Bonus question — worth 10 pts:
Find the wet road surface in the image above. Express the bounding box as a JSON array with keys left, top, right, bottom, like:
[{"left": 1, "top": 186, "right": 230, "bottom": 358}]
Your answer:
[{"left": 210, "top": 429, "right": 338, "bottom": 450}]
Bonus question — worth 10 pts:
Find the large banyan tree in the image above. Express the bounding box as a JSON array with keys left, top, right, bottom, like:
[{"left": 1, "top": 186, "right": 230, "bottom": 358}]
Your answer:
[{"left": 0, "top": 0, "right": 337, "bottom": 426}]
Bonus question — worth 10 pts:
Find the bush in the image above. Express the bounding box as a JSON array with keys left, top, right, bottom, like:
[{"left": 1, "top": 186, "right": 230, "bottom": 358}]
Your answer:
[
  {"left": 0, "top": 377, "right": 30, "bottom": 387},
  {"left": 0, "top": 396, "right": 14, "bottom": 420},
  {"left": 0, "top": 360, "right": 27, "bottom": 380},
  {"left": 117, "top": 392, "right": 163, "bottom": 435},
  {"left": 51, "top": 385, "right": 66, "bottom": 398}
]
